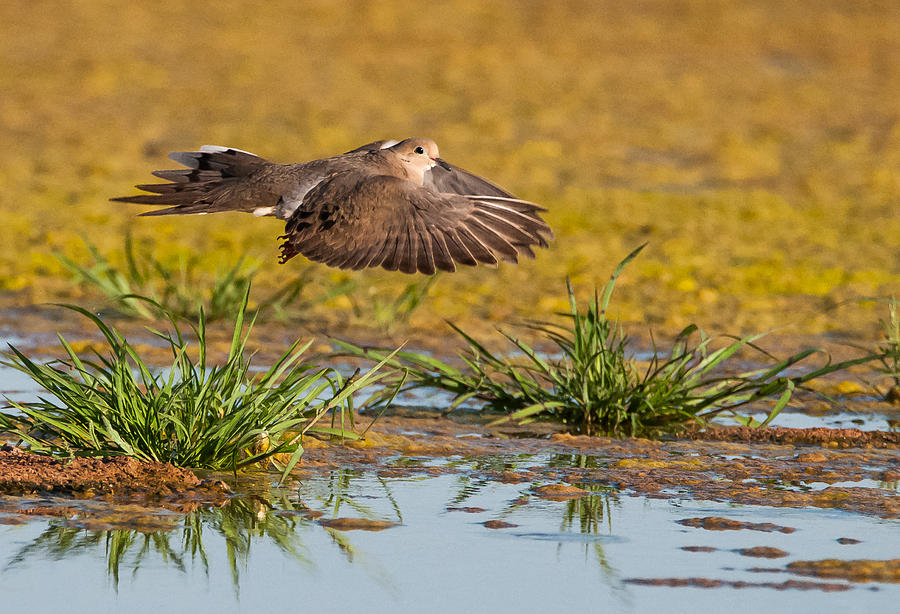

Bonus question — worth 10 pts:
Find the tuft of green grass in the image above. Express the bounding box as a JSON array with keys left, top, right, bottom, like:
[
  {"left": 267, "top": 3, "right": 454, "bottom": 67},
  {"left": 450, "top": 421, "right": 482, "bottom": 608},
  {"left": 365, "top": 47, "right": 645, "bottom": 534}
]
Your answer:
[
  {"left": 336, "top": 246, "right": 884, "bottom": 436},
  {"left": 874, "top": 298, "right": 900, "bottom": 403},
  {"left": 0, "top": 289, "right": 395, "bottom": 474},
  {"left": 349, "top": 275, "right": 438, "bottom": 332},
  {"left": 57, "top": 235, "right": 355, "bottom": 322}
]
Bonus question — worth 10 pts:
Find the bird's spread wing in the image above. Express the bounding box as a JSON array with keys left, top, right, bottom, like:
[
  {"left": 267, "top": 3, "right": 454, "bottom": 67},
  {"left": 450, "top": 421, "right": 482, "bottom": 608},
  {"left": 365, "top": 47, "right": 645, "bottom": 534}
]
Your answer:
[{"left": 279, "top": 173, "right": 552, "bottom": 275}]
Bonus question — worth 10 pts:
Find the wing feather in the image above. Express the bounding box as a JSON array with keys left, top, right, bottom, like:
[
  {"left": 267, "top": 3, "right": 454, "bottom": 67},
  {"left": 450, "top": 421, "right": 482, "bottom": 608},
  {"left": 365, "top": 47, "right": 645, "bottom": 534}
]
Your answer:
[
  {"left": 455, "top": 228, "right": 499, "bottom": 265},
  {"left": 426, "top": 164, "right": 515, "bottom": 198},
  {"left": 428, "top": 228, "right": 456, "bottom": 272},
  {"left": 440, "top": 230, "right": 478, "bottom": 266},
  {"left": 278, "top": 169, "right": 550, "bottom": 274}
]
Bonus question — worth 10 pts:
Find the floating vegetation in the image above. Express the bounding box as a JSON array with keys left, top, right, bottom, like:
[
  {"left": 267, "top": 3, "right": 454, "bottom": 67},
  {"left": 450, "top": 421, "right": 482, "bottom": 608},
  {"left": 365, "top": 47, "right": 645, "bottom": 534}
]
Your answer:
[
  {"left": 2, "top": 2, "right": 899, "bottom": 338},
  {"left": 337, "top": 247, "right": 887, "bottom": 436},
  {"left": 0, "top": 290, "right": 395, "bottom": 472}
]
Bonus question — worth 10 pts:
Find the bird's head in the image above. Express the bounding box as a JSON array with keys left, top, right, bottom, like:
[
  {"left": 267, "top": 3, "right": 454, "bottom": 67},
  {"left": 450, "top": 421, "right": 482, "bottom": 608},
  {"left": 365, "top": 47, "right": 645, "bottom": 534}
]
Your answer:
[{"left": 390, "top": 138, "right": 451, "bottom": 182}]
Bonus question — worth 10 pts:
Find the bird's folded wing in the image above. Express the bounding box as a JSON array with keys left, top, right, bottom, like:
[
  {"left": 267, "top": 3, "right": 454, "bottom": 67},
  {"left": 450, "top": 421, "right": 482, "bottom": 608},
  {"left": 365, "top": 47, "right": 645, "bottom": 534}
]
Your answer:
[
  {"left": 279, "top": 173, "right": 552, "bottom": 275},
  {"left": 343, "top": 139, "right": 515, "bottom": 198}
]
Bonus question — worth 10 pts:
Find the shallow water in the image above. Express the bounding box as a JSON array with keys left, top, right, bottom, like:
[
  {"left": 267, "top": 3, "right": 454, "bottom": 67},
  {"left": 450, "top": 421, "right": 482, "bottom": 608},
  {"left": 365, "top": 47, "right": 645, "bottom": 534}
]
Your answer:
[
  {"left": 385, "top": 371, "right": 899, "bottom": 432},
  {"left": 0, "top": 340, "right": 45, "bottom": 406},
  {"left": 722, "top": 408, "right": 894, "bottom": 431},
  {"left": 2, "top": 330, "right": 898, "bottom": 612},
  {"left": 1, "top": 455, "right": 897, "bottom": 613}
]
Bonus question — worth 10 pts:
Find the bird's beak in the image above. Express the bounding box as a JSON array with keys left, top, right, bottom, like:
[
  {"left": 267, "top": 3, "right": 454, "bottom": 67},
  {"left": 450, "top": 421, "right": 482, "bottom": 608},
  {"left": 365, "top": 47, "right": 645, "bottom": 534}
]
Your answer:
[{"left": 433, "top": 157, "right": 452, "bottom": 171}]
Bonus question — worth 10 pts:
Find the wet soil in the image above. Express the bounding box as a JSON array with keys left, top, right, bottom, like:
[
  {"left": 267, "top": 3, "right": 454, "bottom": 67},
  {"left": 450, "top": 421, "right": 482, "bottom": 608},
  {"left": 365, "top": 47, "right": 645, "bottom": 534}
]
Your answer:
[
  {"left": 1, "top": 414, "right": 897, "bottom": 522},
  {"left": 0, "top": 445, "right": 229, "bottom": 501},
  {"left": 623, "top": 577, "right": 851, "bottom": 592},
  {"left": 680, "top": 425, "right": 900, "bottom": 448},
  {"left": 682, "top": 546, "right": 790, "bottom": 558},
  {"left": 289, "top": 413, "right": 900, "bottom": 520},
  {"left": 317, "top": 517, "right": 398, "bottom": 531},
  {"left": 1, "top": 413, "right": 898, "bottom": 594},
  {"left": 784, "top": 559, "right": 900, "bottom": 583},
  {"left": 0, "top": 445, "right": 232, "bottom": 531},
  {"left": 676, "top": 517, "right": 796, "bottom": 533}
]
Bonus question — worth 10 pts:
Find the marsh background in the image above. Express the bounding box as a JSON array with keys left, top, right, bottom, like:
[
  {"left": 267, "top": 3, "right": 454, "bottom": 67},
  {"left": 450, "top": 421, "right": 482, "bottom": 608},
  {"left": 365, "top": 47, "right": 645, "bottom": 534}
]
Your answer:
[{"left": 2, "top": 0, "right": 898, "bottom": 338}]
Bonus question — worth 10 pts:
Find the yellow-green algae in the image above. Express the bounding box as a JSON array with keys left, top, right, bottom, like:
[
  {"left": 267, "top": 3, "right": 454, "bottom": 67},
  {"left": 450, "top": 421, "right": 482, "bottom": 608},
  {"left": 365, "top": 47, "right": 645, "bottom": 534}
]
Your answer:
[{"left": 1, "top": 1, "right": 898, "bottom": 336}]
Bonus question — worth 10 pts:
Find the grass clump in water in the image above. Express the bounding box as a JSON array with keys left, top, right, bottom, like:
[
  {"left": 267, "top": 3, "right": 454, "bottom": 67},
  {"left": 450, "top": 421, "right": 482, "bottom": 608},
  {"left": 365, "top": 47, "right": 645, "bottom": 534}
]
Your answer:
[
  {"left": 337, "top": 246, "right": 883, "bottom": 436},
  {"left": 873, "top": 298, "right": 900, "bottom": 404},
  {"left": 0, "top": 290, "right": 394, "bottom": 472}
]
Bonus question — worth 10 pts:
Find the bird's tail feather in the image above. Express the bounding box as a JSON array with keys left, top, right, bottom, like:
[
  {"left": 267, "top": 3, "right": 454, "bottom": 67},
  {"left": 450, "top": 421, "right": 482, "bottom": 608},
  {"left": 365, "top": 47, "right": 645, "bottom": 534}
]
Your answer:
[{"left": 111, "top": 146, "right": 275, "bottom": 216}]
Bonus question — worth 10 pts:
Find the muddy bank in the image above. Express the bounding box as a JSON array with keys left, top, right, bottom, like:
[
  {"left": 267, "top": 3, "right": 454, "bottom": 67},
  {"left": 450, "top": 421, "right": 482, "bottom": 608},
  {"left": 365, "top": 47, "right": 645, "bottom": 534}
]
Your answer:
[
  {"left": 680, "top": 425, "right": 900, "bottom": 448},
  {"left": 292, "top": 415, "right": 900, "bottom": 519},
  {"left": 2, "top": 416, "right": 898, "bottom": 521},
  {"left": 0, "top": 445, "right": 229, "bottom": 500}
]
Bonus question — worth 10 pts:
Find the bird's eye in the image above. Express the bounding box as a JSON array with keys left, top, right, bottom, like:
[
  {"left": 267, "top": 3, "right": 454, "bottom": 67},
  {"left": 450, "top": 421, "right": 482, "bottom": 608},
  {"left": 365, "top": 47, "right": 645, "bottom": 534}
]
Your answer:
[{"left": 414, "top": 146, "right": 425, "bottom": 155}]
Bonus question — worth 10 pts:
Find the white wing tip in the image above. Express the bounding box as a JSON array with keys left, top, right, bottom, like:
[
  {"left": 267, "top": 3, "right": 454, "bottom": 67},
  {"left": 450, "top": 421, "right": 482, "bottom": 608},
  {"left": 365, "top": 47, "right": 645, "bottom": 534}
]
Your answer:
[{"left": 199, "top": 145, "right": 259, "bottom": 156}]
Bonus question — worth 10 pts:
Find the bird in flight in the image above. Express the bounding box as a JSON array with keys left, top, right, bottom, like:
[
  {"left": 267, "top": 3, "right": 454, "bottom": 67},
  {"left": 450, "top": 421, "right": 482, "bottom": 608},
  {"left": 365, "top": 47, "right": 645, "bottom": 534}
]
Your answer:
[{"left": 113, "top": 138, "right": 552, "bottom": 275}]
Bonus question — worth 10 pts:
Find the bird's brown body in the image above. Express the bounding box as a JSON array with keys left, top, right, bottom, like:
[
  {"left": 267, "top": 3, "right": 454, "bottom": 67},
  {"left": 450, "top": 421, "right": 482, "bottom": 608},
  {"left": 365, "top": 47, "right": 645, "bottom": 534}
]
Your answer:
[{"left": 113, "top": 138, "right": 552, "bottom": 275}]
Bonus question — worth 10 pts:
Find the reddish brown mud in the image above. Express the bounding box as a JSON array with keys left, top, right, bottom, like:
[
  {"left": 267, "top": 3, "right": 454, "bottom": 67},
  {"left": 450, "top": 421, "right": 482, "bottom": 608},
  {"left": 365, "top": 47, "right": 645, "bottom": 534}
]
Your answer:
[
  {"left": 676, "top": 517, "right": 796, "bottom": 533},
  {"left": 0, "top": 446, "right": 230, "bottom": 531},
  {"left": 1, "top": 413, "right": 897, "bottom": 525},
  {"left": 680, "top": 425, "right": 900, "bottom": 448},
  {"left": 0, "top": 445, "right": 229, "bottom": 500},
  {"left": 290, "top": 415, "right": 900, "bottom": 519},
  {"left": 623, "top": 578, "right": 851, "bottom": 592},
  {"left": 784, "top": 559, "right": 900, "bottom": 583},
  {"left": 318, "top": 517, "right": 398, "bottom": 531}
]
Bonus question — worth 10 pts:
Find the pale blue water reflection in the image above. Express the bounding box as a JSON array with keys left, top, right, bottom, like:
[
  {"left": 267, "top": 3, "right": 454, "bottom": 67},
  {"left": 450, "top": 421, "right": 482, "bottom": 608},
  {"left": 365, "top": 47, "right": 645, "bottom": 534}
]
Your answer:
[{"left": 1, "top": 459, "right": 898, "bottom": 613}]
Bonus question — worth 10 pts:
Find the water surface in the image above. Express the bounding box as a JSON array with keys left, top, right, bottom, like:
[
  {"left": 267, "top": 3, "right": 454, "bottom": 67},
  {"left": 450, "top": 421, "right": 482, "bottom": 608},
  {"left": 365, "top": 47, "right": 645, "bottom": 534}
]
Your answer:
[{"left": 1, "top": 457, "right": 896, "bottom": 613}]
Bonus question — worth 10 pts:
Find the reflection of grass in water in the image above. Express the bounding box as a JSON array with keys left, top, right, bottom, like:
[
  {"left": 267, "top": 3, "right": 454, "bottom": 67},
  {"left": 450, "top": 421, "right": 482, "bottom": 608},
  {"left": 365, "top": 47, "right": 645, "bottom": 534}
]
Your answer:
[
  {"left": 560, "top": 485, "right": 617, "bottom": 577},
  {"left": 545, "top": 454, "right": 618, "bottom": 578},
  {"left": 446, "top": 455, "right": 527, "bottom": 507},
  {"left": 561, "top": 486, "right": 615, "bottom": 536},
  {"left": 195, "top": 494, "right": 313, "bottom": 592},
  {"left": 5, "top": 495, "right": 315, "bottom": 593},
  {"left": 304, "top": 470, "right": 402, "bottom": 563},
  {"left": 339, "top": 247, "right": 886, "bottom": 436},
  {"left": 442, "top": 454, "right": 619, "bottom": 575},
  {"left": 6, "top": 526, "right": 191, "bottom": 588},
  {"left": 4, "top": 461, "right": 630, "bottom": 592},
  {"left": 5, "top": 471, "right": 406, "bottom": 592},
  {"left": 319, "top": 469, "right": 404, "bottom": 525}
]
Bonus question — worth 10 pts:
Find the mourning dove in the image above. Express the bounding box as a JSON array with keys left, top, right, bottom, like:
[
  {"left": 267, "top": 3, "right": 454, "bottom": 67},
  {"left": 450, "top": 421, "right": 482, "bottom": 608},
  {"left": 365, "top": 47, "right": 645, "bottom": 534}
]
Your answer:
[{"left": 113, "top": 138, "right": 552, "bottom": 275}]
